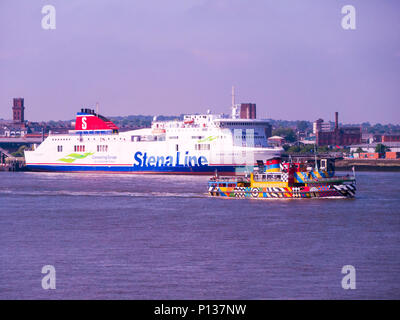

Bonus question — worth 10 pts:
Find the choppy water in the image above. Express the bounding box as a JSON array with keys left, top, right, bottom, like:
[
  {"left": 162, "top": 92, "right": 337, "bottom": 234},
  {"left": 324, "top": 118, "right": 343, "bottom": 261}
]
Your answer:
[{"left": 0, "top": 171, "right": 399, "bottom": 299}]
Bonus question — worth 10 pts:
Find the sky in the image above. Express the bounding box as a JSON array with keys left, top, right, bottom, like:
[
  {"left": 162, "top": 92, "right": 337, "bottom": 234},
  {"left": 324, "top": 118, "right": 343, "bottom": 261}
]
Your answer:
[{"left": 0, "top": 0, "right": 399, "bottom": 124}]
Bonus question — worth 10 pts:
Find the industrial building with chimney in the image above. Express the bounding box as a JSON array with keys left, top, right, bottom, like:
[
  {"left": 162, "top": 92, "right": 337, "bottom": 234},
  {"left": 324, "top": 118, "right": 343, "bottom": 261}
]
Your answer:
[{"left": 314, "top": 112, "right": 361, "bottom": 146}]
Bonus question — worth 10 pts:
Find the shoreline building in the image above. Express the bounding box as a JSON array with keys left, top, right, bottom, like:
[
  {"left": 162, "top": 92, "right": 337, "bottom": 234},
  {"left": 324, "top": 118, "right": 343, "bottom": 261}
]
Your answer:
[
  {"left": 2, "top": 98, "right": 50, "bottom": 138},
  {"left": 3, "top": 98, "right": 27, "bottom": 137},
  {"left": 12, "top": 98, "right": 25, "bottom": 124},
  {"left": 313, "top": 118, "right": 332, "bottom": 134},
  {"left": 315, "top": 112, "right": 361, "bottom": 146},
  {"left": 373, "top": 134, "right": 400, "bottom": 143}
]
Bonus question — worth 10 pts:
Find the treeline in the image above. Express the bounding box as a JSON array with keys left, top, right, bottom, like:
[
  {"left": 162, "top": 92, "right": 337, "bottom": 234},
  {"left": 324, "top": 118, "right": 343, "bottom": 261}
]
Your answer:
[
  {"left": 283, "top": 145, "right": 344, "bottom": 154},
  {"left": 266, "top": 118, "right": 400, "bottom": 135},
  {"left": 40, "top": 116, "right": 400, "bottom": 134}
]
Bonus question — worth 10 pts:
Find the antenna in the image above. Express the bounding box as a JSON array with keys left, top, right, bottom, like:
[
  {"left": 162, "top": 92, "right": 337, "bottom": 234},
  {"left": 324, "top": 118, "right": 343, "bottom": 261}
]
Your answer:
[
  {"left": 96, "top": 102, "right": 99, "bottom": 115},
  {"left": 231, "top": 86, "right": 235, "bottom": 108}
]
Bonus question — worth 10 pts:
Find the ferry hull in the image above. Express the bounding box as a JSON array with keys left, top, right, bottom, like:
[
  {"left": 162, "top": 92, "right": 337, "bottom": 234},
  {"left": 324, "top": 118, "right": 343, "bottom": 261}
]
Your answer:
[{"left": 208, "top": 183, "right": 357, "bottom": 199}]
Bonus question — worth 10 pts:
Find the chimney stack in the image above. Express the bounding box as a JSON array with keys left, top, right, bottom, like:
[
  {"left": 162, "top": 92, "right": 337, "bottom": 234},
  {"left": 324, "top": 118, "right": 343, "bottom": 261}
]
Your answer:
[
  {"left": 335, "top": 112, "right": 339, "bottom": 130},
  {"left": 240, "top": 103, "right": 256, "bottom": 119}
]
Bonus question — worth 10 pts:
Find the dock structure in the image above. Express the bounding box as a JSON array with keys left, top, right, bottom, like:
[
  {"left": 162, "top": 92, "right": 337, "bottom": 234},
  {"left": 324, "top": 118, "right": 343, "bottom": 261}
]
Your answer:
[
  {"left": 0, "top": 146, "right": 13, "bottom": 159},
  {"left": 0, "top": 147, "right": 26, "bottom": 171}
]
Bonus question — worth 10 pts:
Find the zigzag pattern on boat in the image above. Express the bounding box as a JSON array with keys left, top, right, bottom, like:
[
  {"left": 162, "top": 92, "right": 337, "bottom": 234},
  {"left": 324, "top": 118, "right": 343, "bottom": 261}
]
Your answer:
[{"left": 208, "top": 157, "right": 356, "bottom": 200}]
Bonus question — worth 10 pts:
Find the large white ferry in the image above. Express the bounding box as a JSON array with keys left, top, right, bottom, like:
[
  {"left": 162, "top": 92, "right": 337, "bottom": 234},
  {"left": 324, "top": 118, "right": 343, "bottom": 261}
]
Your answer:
[{"left": 25, "top": 103, "right": 282, "bottom": 174}]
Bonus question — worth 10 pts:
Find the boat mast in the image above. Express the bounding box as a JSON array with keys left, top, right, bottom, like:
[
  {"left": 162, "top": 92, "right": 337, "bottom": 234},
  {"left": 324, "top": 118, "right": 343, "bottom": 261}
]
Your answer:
[
  {"left": 231, "top": 86, "right": 238, "bottom": 119},
  {"left": 314, "top": 143, "right": 318, "bottom": 171}
]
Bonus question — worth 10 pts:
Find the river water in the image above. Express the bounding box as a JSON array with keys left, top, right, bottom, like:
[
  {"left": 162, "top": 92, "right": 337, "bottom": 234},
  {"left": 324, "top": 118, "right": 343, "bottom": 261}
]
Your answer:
[{"left": 0, "top": 171, "right": 399, "bottom": 299}]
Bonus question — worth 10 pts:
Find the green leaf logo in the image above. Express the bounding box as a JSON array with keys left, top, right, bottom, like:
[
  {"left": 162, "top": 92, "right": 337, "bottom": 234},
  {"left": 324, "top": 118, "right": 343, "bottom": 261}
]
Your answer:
[
  {"left": 198, "top": 136, "right": 218, "bottom": 143},
  {"left": 58, "top": 152, "right": 94, "bottom": 163}
]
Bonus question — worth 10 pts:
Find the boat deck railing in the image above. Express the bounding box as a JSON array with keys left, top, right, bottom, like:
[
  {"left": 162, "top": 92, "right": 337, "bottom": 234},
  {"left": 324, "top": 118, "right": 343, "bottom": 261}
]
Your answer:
[
  {"left": 209, "top": 176, "right": 250, "bottom": 183},
  {"left": 304, "top": 176, "right": 356, "bottom": 183},
  {"left": 210, "top": 173, "right": 355, "bottom": 184}
]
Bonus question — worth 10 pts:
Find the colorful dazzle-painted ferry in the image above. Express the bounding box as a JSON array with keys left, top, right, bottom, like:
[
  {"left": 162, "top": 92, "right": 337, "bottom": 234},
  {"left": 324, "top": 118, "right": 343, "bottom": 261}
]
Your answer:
[{"left": 208, "top": 158, "right": 356, "bottom": 199}]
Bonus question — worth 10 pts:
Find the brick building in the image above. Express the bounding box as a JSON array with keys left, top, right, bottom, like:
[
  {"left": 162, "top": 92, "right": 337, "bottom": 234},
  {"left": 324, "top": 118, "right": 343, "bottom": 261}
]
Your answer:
[
  {"left": 12, "top": 98, "right": 25, "bottom": 124},
  {"left": 315, "top": 112, "right": 361, "bottom": 146},
  {"left": 375, "top": 135, "right": 400, "bottom": 143}
]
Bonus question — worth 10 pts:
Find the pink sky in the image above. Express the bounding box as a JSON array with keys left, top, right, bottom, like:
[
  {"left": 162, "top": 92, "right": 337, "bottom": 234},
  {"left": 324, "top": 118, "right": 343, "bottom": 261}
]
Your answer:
[{"left": 0, "top": 0, "right": 399, "bottom": 123}]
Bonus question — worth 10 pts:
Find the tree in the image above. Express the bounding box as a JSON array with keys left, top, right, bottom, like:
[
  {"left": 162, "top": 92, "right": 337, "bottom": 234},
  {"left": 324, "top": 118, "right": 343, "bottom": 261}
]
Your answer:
[
  {"left": 11, "top": 145, "right": 30, "bottom": 157},
  {"left": 317, "top": 146, "right": 329, "bottom": 153},
  {"left": 272, "top": 128, "right": 296, "bottom": 143},
  {"left": 282, "top": 144, "right": 290, "bottom": 152},
  {"left": 375, "top": 144, "right": 390, "bottom": 153},
  {"left": 287, "top": 145, "right": 301, "bottom": 153},
  {"left": 297, "top": 121, "right": 309, "bottom": 132}
]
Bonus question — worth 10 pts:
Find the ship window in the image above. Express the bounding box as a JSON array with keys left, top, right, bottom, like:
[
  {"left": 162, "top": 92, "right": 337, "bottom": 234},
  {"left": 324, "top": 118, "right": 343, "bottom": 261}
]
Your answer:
[
  {"left": 176, "top": 144, "right": 179, "bottom": 151},
  {"left": 74, "top": 145, "right": 85, "bottom": 152},
  {"left": 195, "top": 144, "right": 210, "bottom": 150},
  {"left": 57, "top": 145, "right": 63, "bottom": 152},
  {"left": 97, "top": 145, "right": 108, "bottom": 152}
]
